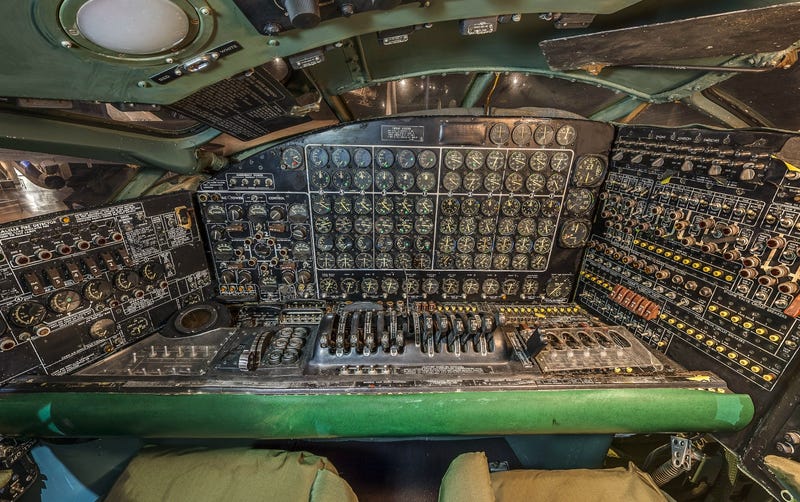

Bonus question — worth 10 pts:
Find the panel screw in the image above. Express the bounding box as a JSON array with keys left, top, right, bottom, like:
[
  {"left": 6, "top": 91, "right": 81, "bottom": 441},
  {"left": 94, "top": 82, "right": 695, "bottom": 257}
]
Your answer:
[
  {"left": 268, "top": 39, "right": 280, "bottom": 47},
  {"left": 165, "top": 57, "right": 174, "bottom": 64},
  {"left": 61, "top": 41, "right": 73, "bottom": 48},
  {"left": 199, "top": 6, "right": 211, "bottom": 15},
  {"left": 137, "top": 81, "right": 149, "bottom": 88}
]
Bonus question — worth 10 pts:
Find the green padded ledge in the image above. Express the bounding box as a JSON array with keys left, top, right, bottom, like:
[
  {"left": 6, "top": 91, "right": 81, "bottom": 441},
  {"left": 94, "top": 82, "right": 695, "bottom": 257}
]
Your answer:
[{"left": 0, "top": 389, "right": 753, "bottom": 438}]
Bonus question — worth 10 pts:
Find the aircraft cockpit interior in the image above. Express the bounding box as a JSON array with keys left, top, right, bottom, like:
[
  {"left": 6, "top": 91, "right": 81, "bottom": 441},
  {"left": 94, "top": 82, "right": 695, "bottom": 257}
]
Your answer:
[{"left": 2, "top": 0, "right": 800, "bottom": 500}]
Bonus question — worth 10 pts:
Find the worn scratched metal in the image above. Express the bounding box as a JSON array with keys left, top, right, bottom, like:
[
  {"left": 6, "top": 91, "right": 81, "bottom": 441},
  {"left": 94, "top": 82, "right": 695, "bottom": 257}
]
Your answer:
[{"left": 540, "top": 3, "right": 800, "bottom": 71}]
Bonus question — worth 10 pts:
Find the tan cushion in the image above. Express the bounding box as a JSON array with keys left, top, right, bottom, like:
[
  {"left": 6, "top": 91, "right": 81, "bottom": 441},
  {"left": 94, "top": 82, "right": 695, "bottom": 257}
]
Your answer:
[
  {"left": 491, "top": 462, "right": 667, "bottom": 502},
  {"left": 105, "top": 447, "right": 358, "bottom": 502},
  {"left": 438, "top": 452, "right": 496, "bottom": 502}
]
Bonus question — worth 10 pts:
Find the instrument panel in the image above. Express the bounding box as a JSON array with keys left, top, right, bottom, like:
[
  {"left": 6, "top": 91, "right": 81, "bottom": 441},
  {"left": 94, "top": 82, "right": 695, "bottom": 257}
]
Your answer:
[{"left": 197, "top": 117, "right": 614, "bottom": 304}]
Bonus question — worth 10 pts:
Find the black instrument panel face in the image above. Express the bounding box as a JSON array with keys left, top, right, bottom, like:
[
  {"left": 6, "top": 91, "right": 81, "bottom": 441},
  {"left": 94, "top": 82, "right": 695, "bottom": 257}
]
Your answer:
[
  {"left": 0, "top": 192, "right": 213, "bottom": 383},
  {"left": 197, "top": 117, "right": 614, "bottom": 304}
]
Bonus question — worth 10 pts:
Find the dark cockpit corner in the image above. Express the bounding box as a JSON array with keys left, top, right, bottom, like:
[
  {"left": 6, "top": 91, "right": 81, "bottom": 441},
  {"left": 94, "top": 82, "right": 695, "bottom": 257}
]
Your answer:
[{"left": 0, "top": 0, "right": 800, "bottom": 501}]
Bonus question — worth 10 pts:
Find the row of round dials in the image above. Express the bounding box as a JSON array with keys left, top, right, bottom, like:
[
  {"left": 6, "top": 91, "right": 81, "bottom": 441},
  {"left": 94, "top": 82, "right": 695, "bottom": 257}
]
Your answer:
[
  {"left": 311, "top": 191, "right": 594, "bottom": 219},
  {"left": 313, "top": 216, "right": 557, "bottom": 238},
  {"left": 318, "top": 275, "right": 568, "bottom": 298},
  {"left": 316, "top": 247, "right": 550, "bottom": 269}
]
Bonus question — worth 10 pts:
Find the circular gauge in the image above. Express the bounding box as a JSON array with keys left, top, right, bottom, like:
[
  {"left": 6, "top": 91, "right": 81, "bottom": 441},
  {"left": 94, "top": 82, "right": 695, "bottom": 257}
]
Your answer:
[
  {"left": 247, "top": 204, "right": 268, "bottom": 222},
  {"left": 442, "top": 278, "right": 460, "bottom": 295},
  {"left": 47, "top": 289, "right": 81, "bottom": 314},
  {"left": 377, "top": 235, "right": 393, "bottom": 252},
  {"left": 212, "top": 241, "right": 234, "bottom": 259},
  {"left": 456, "top": 254, "right": 473, "bottom": 269},
  {"left": 476, "top": 236, "right": 493, "bottom": 253},
  {"left": 415, "top": 216, "right": 434, "bottom": 234},
  {"left": 89, "top": 318, "right": 116, "bottom": 339},
  {"left": 550, "top": 152, "right": 571, "bottom": 172},
  {"left": 526, "top": 173, "right": 546, "bottom": 193},
  {"left": 462, "top": 172, "right": 482, "bottom": 192},
  {"left": 439, "top": 216, "right": 457, "bottom": 234},
  {"left": 353, "top": 147, "right": 372, "bottom": 168},
  {"left": 505, "top": 172, "right": 524, "bottom": 193},
  {"left": 308, "top": 147, "right": 329, "bottom": 168},
  {"left": 331, "top": 147, "right": 350, "bottom": 168},
  {"left": 489, "top": 123, "right": 511, "bottom": 145},
  {"left": 482, "top": 278, "right": 500, "bottom": 296},
  {"left": 416, "top": 171, "right": 436, "bottom": 192},
  {"left": 415, "top": 236, "right": 432, "bottom": 252},
  {"left": 311, "top": 195, "right": 333, "bottom": 214},
  {"left": 337, "top": 254, "right": 355, "bottom": 269},
  {"left": 317, "top": 253, "right": 335, "bottom": 269},
  {"left": 396, "top": 197, "right": 414, "bottom": 214},
  {"left": 396, "top": 171, "right": 415, "bottom": 191},
  {"left": 396, "top": 236, "right": 410, "bottom": 252},
  {"left": 352, "top": 169, "right": 373, "bottom": 190},
  {"left": 341, "top": 277, "right": 358, "bottom": 293},
  {"left": 546, "top": 173, "right": 567, "bottom": 193},
  {"left": 574, "top": 155, "right": 607, "bottom": 187},
  {"left": 333, "top": 196, "right": 352, "bottom": 215},
  {"left": 288, "top": 203, "right": 308, "bottom": 222},
  {"left": 376, "top": 148, "right": 395, "bottom": 168},
  {"left": 84, "top": 278, "right": 113, "bottom": 302},
  {"left": 522, "top": 278, "right": 540, "bottom": 295},
  {"left": 314, "top": 215, "right": 333, "bottom": 233},
  {"left": 421, "top": 278, "right": 439, "bottom": 295},
  {"left": 458, "top": 217, "right": 477, "bottom": 235},
  {"left": 382, "top": 278, "right": 400, "bottom": 294},
  {"left": 533, "top": 236, "right": 552, "bottom": 254},
  {"left": 444, "top": 150, "right": 464, "bottom": 170},
  {"left": 439, "top": 235, "right": 456, "bottom": 253},
  {"left": 529, "top": 151, "right": 549, "bottom": 171},
  {"left": 375, "top": 196, "right": 393, "bottom": 215},
  {"left": 486, "top": 151, "right": 506, "bottom": 171},
  {"left": 484, "top": 172, "right": 503, "bottom": 192},
  {"left": 354, "top": 216, "right": 372, "bottom": 234},
  {"left": 403, "top": 279, "right": 419, "bottom": 295},
  {"left": 9, "top": 301, "right": 46, "bottom": 328},
  {"left": 538, "top": 218, "right": 556, "bottom": 236},
  {"left": 281, "top": 147, "right": 303, "bottom": 169},
  {"left": 559, "top": 220, "right": 591, "bottom": 248},
  {"left": 457, "top": 236, "right": 476, "bottom": 253},
  {"left": 356, "top": 253, "right": 373, "bottom": 268},
  {"left": 546, "top": 277, "right": 573, "bottom": 299},
  {"left": 515, "top": 236, "right": 534, "bottom": 253},
  {"left": 502, "top": 279, "right": 519, "bottom": 295},
  {"left": 396, "top": 149, "right": 416, "bottom": 169},
  {"left": 320, "top": 277, "right": 338, "bottom": 294},
  {"left": 375, "top": 216, "right": 394, "bottom": 234},
  {"left": 482, "top": 218, "right": 500, "bottom": 236},
  {"left": 362, "top": 278, "right": 379, "bottom": 295},
  {"left": 374, "top": 170, "right": 394, "bottom": 191},
  {"left": 316, "top": 235, "right": 334, "bottom": 252},
  {"left": 309, "top": 170, "right": 330, "bottom": 189},
  {"left": 501, "top": 197, "right": 521, "bottom": 216},
  {"left": 114, "top": 270, "right": 140, "bottom": 291},
  {"left": 418, "top": 150, "right": 437, "bottom": 169},
  {"left": 376, "top": 253, "right": 393, "bottom": 269},
  {"left": 141, "top": 262, "right": 164, "bottom": 282},
  {"left": 481, "top": 198, "right": 500, "bottom": 217},
  {"left": 465, "top": 150, "right": 485, "bottom": 170},
  {"left": 565, "top": 188, "right": 595, "bottom": 215},
  {"left": 293, "top": 241, "right": 312, "bottom": 259},
  {"left": 534, "top": 124, "right": 555, "bottom": 145},
  {"left": 442, "top": 171, "right": 461, "bottom": 192},
  {"left": 512, "top": 123, "right": 532, "bottom": 146},
  {"left": 512, "top": 254, "right": 529, "bottom": 270},
  {"left": 521, "top": 198, "right": 540, "bottom": 217},
  {"left": 517, "top": 218, "right": 536, "bottom": 236},
  {"left": 353, "top": 195, "right": 372, "bottom": 214},
  {"left": 540, "top": 199, "right": 561, "bottom": 217},
  {"left": 204, "top": 204, "right": 226, "bottom": 223},
  {"left": 508, "top": 151, "right": 527, "bottom": 171},
  {"left": 416, "top": 197, "right": 434, "bottom": 215},
  {"left": 474, "top": 254, "right": 491, "bottom": 269},
  {"left": 335, "top": 216, "right": 353, "bottom": 233},
  {"left": 396, "top": 217, "right": 413, "bottom": 234},
  {"left": 556, "top": 125, "right": 577, "bottom": 146},
  {"left": 463, "top": 278, "right": 480, "bottom": 295},
  {"left": 495, "top": 235, "right": 514, "bottom": 253},
  {"left": 437, "top": 255, "right": 454, "bottom": 270},
  {"left": 331, "top": 170, "right": 351, "bottom": 190},
  {"left": 356, "top": 235, "right": 373, "bottom": 251},
  {"left": 498, "top": 218, "right": 516, "bottom": 235},
  {"left": 440, "top": 198, "right": 459, "bottom": 216},
  {"left": 461, "top": 198, "right": 480, "bottom": 216}
]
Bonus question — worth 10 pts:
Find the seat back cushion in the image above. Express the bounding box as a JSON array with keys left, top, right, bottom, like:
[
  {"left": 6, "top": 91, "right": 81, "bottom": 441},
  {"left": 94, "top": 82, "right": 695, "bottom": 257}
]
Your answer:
[{"left": 438, "top": 452, "right": 496, "bottom": 502}]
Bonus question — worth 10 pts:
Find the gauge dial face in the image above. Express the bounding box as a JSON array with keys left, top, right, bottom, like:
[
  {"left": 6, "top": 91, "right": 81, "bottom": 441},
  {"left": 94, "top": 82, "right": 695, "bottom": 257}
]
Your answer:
[
  {"left": 533, "top": 237, "right": 552, "bottom": 254},
  {"left": 546, "top": 173, "right": 566, "bottom": 193},
  {"left": 127, "top": 318, "right": 150, "bottom": 336},
  {"left": 422, "top": 278, "right": 439, "bottom": 295},
  {"left": 337, "top": 254, "right": 355, "bottom": 269},
  {"left": 361, "top": 278, "right": 379, "bottom": 295},
  {"left": 281, "top": 147, "right": 303, "bottom": 169},
  {"left": 502, "top": 279, "right": 519, "bottom": 295},
  {"left": 442, "top": 278, "right": 460, "bottom": 295},
  {"left": 521, "top": 198, "right": 540, "bottom": 217},
  {"left": 114, "top": 270, "right": 140, "bottom": 291},
  {"left": 416, "top": 216, "right": 434, "bottom": 234},
  {"left": 310, "top": 170, "right": 330, "bottom": 189},
  {"left": 89, "top": 318, "right": 116, "bottom": 339},
  {"left": 416, "top": 171, "right": 436, "bottom": 192},
  {"left": 463, "top": 278, "right": 479, "bottom": 295},
  {"left": 565, "top": 188, "right": 595, "bottom": 215},
  {"left": 331, "top": 170, "right": 351, "bottom": 190},
  {"left": 517, "top": 218, "right": 536, "bottom": 236},
  {"left": 374, "top": 171, "right": 394, "bottom": 191},
  {"left": 341, "top": 278, "right": 358, "bottom": 294},
  {"left": 376, "top": 148, "right": 394, "bottom": 168},
  {"left": 403, "top": 279, "right": 419, "bottom": 295},
  {"left": 317, "top": 253, "right": 335, "bottom": 269},
  {"left": 9, "top": 301, "right": 46, "bottom": 328},
  {"left": 462, "top": 172, "right": 482, "bottom": 192},
  {"left": 501, "top": 197, "right": 521, "bottom": 216},
  {"left": 396, "top": 171, "right": 415, "bottom": 191},
  {"left": 331, "top": 147, "right": 350, "bottom": 168},
  {"left": 461, "top": 198, "right": 480, "bottom": 216},
  {"left": 540, "top": 199, "right": 560, "bottom": 217},
  {"left": 465, "top": 150, "right": 485, "bottom": 170},
  {"left": 574, "top": 155, "right": 607, "bottom": 187},
  {"left": 556, "top": 125, "right": 577, "bottom": 146},
  {"left": 482, "top": 278, "right": 500, "bottom": 296},
  {"left": 353, "top": 147, "right": 372, "bottom": 168},
  {"left": 495, "top": 236, "right": 514, "bottom": 254},
  {"left": 48, "top": 289, "right": 82, "bottom": 314},
  {"left": 84, "top": 279, "right": 113, "bottom": 302},
  {"left": 481, "top": 198, "right": 499, "bottom": 216},
  {"left": 316, "top": 235, "right": 334, "bottom": 252},
  {"left": 484, "top": 172, "right": 503, "bottom": 192},
  {"left": 382, "top": 278, "right": 399, "bottom": 294},
  {"left": 376, "top": 253, "right": 393, "bottom": 269},
  {"left": 559, "top": 220, "right": 591, "bottom": 248},
  {"left": 522, "top": 278, "right": 539, "bottom": 295},
  {"left": 444, "top": 150, "right": 463, "bottom": 170},
  {"left": 486, "top": 151, "right": 505, "bottom": 171},
  {"left": 354, "top": 217, "right": 372, "bottom": 234},
  {"left": 534, "top": 124, "right": 555, "bottom": 145},
  {"left": 512, "top": 124, "right": 532, "bottom": 146},
  {"left": 418, "top": 149, "right": 437, "bottom": 169},
  {"left": 546, "top": 277, "right": 573, "bottom": 299},
  {"left": 375, "top": 196, "right": 393, "bottom": 215},
  {"left": 396, "top": 218, "right": 413, "bottom": 234},
  {"left": 550, "top": 152, "right": 571, "bottom": 172},
  {"left": 505, "top": 173, "right": 524, "bottom": 193},
  {"left": 308, "top": 147, "right": 329, "bottom": 168},
  {"left": 416, "top": 197, "right": 434, "bottom": 215},
  {"left": 489, "top": 123, "right": 510, "bottom": 145},
  {"left": 440, "top": 198, "right": 459, "bottom": 216},
  {"left": 526, "top": 173, "right": 546, "bottom": 193},
  {"left": 396, "top": 149, "right": 416, "bottom": 169},
  {"left": 352, "top": 169, "right": 373, "bottom": 190},
  {"left": 442, "top": 172, "right": 461, "bottom": 192},
  {"left": 538, "top": 218, "right": 555, "bottom": 236},
  {"left": 512, "top": 254, "right": 529, "bottom": 270},
  {"left": 334, "top": 216, "right": 352, "bottom": 233},
  {"left": 508, "top": 151, "right": 527, "bottom": 171},
  {"left": 353, "top": 195, "right": 372, "bottom": 214},
  {"left": 333, "top": 196, "right": 352, "bottom": 215}
]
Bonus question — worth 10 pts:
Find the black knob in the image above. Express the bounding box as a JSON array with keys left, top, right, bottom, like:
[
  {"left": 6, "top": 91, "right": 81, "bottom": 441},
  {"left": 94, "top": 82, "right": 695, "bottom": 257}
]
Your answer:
[{"left": 283, "top": 0, "right": 321, "bottom": 29}]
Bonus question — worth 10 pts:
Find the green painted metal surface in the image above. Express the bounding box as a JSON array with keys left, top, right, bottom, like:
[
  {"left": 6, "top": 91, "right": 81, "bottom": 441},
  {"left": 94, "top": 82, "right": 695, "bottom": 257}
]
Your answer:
[{"left": 0, "top": 389, "right": 753, "bottom": 438}]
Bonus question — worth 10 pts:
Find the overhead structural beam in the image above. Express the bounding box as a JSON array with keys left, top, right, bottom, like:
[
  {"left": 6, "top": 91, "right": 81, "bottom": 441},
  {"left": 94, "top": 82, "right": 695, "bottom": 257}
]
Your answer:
[{"left": 0, "top": 112, "right": 221, "bottom": 174}]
